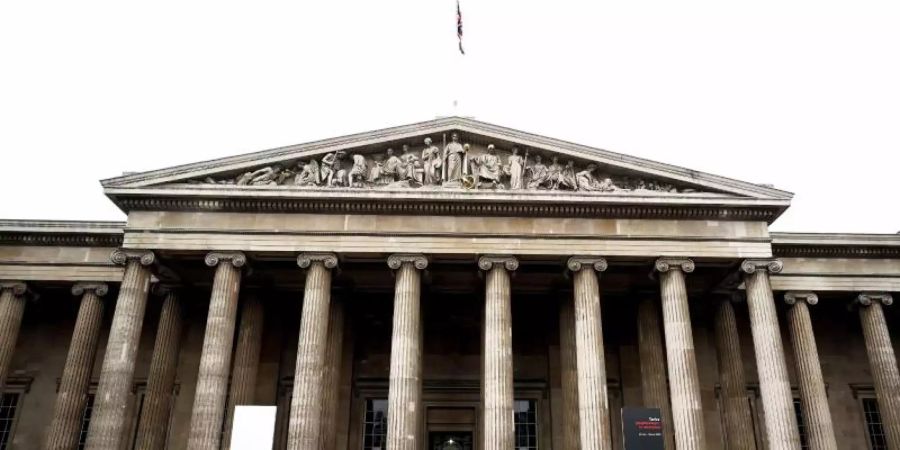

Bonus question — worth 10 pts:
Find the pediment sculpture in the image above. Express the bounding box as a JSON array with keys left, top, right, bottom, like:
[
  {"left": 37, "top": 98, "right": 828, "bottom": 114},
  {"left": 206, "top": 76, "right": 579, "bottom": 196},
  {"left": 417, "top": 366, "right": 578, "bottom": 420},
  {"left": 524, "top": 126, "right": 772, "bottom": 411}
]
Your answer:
[{"left": 191, "top": 133, "right": 695, "bottom": 193}]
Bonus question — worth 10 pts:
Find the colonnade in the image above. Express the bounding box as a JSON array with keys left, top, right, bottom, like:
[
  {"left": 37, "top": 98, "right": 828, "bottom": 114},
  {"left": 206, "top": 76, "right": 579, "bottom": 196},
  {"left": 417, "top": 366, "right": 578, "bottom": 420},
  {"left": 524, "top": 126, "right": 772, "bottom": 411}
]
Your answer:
[{"left": 0, "top": 252, "right": 898, "bottom": 450}]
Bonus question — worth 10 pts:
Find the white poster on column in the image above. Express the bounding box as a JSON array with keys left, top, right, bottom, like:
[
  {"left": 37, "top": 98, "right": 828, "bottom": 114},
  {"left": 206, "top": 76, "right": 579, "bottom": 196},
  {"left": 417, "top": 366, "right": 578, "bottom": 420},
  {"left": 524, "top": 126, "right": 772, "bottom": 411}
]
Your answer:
[{"left": 230, "top": 405, "right": 277, "bottom": 450}]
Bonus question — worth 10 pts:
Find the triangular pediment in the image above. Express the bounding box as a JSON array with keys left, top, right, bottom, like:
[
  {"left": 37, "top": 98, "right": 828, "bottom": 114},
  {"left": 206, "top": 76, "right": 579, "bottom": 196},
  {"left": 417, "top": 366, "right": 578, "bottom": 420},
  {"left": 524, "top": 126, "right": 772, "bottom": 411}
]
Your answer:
[
  {"left": 102, "top": 117, "right": 792, "bottom": 221},
  {"left": 103, "top": 117, "right": 790, "bottom": 197}
]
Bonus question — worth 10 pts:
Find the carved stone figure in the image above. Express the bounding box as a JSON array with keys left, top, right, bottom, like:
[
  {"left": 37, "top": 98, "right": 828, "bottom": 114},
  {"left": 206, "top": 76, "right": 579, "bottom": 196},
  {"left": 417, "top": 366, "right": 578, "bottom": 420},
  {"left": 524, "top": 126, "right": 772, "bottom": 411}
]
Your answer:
[
  {"left": 294, "top": 159, "right": 320, "bottom": 186},
  {"left": 443, "top": 133, "right": 466, "bottom": 183},
  {"left": 320, "top": 151, "right": 345, "bottom": 187},
  {"left": 421, "top": 137, "right": 442, "bottom": 185},
  {"left": 557, "top": 160, "right": 578, "bottom": 190},
  {"left": 400, "top": 145, "right": 420, "bottom": 182},
  {"left": 576, "top": 164, "right": 603, "bottom": 191},
  {"left": 471, "top": 144, "right": 503, "bottom": 189},
  {"left": 526, "top": 155, "right": 549, "bottom": 189},
  {"left": 236, "top": 165, "right": 282, "bottom": 186},
  {"left": 349, "top": 154, "right": 368, "bottom": 187},
  {"left": 505, "top": 147, "right": 526, "bottom": 190},
  {"left": 384, "top": 148, "right": 402, "bottom": 182},
  {"left": 546, "top": 157, "right": 564, "bottom": 190}
]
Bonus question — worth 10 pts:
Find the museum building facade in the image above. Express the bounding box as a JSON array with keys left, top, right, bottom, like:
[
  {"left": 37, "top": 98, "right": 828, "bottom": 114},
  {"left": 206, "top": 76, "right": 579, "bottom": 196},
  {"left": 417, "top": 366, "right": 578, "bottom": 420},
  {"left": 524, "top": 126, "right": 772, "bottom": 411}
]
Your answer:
[{"left": 0, "top": 117, "right": 899, "bottom": 450}]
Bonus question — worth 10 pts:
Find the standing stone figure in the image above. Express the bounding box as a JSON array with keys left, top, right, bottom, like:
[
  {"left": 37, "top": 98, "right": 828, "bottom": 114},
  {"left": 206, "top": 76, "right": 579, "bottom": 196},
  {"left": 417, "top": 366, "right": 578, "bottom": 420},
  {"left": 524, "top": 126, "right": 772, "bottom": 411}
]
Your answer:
[
  {"left": 526, "top": 155, "right": 549, "bottom": 189},
  {"left": 320, "top": 151, "right": 345, "bottom": 187},
  {"left": 505, "top": 147, "right": 526, "bottom": 189},
  {"left": 421, "top": 137, "right": 442, "bottom": 185},
  {"left": 547, "top": 156, "right": 564, "bottom": 190},
  {"left": 471, "top": 144, "right": 503, "bottom": 189},
  {"left": 443, "top": 133, "right": 466, "bottom": 183}
]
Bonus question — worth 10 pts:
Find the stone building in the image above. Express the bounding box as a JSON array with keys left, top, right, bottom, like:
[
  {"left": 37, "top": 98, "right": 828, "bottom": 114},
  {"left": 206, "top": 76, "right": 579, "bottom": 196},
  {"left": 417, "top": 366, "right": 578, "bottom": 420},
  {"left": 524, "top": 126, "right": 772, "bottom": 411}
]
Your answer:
[{"left": 0, "top": 117, "right": 898, "bottom": 450}]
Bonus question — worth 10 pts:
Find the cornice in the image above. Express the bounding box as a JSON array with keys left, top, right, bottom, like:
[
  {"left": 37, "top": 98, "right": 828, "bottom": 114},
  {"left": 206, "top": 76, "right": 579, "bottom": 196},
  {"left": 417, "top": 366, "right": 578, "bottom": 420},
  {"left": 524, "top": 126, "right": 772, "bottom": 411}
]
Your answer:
[
  {"left": 772, "top": 233, "right": 900, "bottom": 258},
  {"left": 105, "top": 192, "right": 784, "bottom": 223},
  {"left": 0, "top": 220, "right": 124, "bottom": 247}
]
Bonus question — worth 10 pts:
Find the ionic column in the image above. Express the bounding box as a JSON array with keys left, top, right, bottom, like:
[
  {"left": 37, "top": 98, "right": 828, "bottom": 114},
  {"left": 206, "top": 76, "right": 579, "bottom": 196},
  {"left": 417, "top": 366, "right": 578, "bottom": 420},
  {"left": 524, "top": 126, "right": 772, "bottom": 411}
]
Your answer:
[
  {"left": 741, "top": 259, "right": 800, "bottom": 450},
  {"left": 45, "top": 283, "right": 108, "bottom": 450},
  {"left": 222, "top": 294, "right": 265, "bottom": 449},
  {"left": 784, "top": 292, "right": 837, "bottom": 450},
  {"left": 567, "top": 256, "right": 612, "bottom": 450},
  {"left": 654, "top": 258, "right": 706, "bottom": 450},
  {"left": 85, "top": 249, "right": 155, "bottom": 450},
  {"left": 712, "top": 297, "right": 755, "bottom": 450},
  {"left": 559, "top": 296, "right": 580, "bottom": 450},
  {"left": 133, "top": 288, "right": 183, "bottom": 450},
  {"left": 386, "top": 254, "right": 428, "bottom": 450},
  {"left": 321, "top": 297, "right": 345, "bottom": 450},
  {"left": 187, "top": 252, "right": 246, "bottom": 450},
  {"left": 478, "top": 255, "right": 518, "bottom": 450},
  {"left": 856, "top": 293, "right": 900, "bottom": 449},
  {"left": 288, "top": 252, "right": 338, "bottom": 450},
  {"left": 0, "top": 281, "right": 28, "bottom": 392},
  {"left": 637, "top": 298, "right": 675, "bottom": 450}
]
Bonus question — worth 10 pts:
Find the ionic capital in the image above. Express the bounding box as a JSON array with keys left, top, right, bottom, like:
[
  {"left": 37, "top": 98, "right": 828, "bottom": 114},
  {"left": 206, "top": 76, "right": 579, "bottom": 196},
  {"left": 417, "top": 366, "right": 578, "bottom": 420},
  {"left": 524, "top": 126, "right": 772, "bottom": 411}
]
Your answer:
[
  {"left": 0, "top": 281, "right": 28, "bottom": 296},
  {"left": 110, "top": 249, "right": 156, "bottom": 266},
  {"left": 297, "top": 252, "right": 339, "bottom": 270},
  {"left": 740, "top": 259, "right": 783, "bottom": 275},
  {"left": 478, "top": 255, "right": 519, "bottom": 272},
  {"left": 387, "top": 254, "right": 429, "bottom": 270},
  {"left": 71, "top": 282, "right": 109, "bottom": 297},
  {"left": 566, "top": 256, "right": 608, "bottom": 273},
  {"left": 204, "top": 251, "right": 247, "bottom": 268},
  {"left": 654, "top": 258, "right": 695, "bottom": 273},
  {"left": 856, "top": 292, "right": 894, "bottom": 307},
  {"left": 784, "top": 291, "right": 818, "bottom": 306}
]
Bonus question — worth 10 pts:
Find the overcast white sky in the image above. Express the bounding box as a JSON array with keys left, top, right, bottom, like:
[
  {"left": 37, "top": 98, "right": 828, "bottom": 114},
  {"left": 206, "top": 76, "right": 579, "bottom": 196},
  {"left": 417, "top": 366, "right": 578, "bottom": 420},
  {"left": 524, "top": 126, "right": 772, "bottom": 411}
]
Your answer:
[{"left": 1, "top": 0, "right": 898, "bottom": 233}]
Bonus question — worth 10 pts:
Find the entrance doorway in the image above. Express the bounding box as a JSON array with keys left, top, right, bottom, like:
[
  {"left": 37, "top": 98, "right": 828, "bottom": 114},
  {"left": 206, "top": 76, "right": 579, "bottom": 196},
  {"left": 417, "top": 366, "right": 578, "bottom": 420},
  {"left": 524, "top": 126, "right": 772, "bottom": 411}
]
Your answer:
[{"left": 429, "top": 431, "right": 474, "bottom": 450}]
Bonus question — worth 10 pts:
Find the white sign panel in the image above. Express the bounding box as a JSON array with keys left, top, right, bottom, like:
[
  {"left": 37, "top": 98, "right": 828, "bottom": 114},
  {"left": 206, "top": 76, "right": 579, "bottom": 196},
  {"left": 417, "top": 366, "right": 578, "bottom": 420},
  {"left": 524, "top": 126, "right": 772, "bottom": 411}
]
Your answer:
[{"left": 230, "top": 405, "right": 277, "bottom": 450}]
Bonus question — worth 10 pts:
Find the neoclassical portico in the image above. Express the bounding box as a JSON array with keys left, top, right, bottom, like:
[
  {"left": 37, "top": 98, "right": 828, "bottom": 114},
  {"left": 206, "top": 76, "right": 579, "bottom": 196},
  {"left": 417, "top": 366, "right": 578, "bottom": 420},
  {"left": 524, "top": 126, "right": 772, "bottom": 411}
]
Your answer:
[{"left": 0, "top": 118, "right": 898, "bottom": 450}]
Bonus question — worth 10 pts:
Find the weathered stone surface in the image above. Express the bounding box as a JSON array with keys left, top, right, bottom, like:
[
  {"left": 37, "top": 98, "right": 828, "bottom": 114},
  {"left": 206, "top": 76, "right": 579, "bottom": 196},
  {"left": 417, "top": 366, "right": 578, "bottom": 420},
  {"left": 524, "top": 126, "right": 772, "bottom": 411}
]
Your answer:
[
  {"left": 784, "top": 292, "right": 837, "bottom": 450},
  {"left": 479, "top": 255, "right": 517, "bottom": 450},
  {"left": 637, "top": 298, "right": 675, "bottom": 450},
  {"left": 742, "top": 259, "right": 801, "bottom": 450},
  {"left": 85, "top": 250, "right": 154, "bottom": 450},
  {"left": 712, "top": 297, "right": 756, "bottom": 450},
  {"left": 567, "top": 257, "right": 612, "bottom": 450},
  {"left": 288, "top": 253, "right": 337, "bottom": 450},
  {"left": 187, "top": 252, "right": 245, "bottom": 450},
  {"left": 559, "top": 296, "right": 580, "bottom": 450},
  {"left": 134, "top": 289, "right": 183, "bottom": 450},
  {"left": 0, "top": 282, "right": 27, "bottom": 393},
  {"left": 654, "top": 258, "right": 706, "bottom": 450},
  {"left": 44, "top": 283, "right": 107, "bottom": 450},
  {"left": 856, "top": 293, "right": 900, "bottom": 449},
  {"left": 222, "top": 294, "right": 265, "bottom": 450},
  {"left": 386, "top": 255, "right": 427, "bottom": 450},
  {"left": 321, "top": 297, "right": 345, "bottom": 450}
]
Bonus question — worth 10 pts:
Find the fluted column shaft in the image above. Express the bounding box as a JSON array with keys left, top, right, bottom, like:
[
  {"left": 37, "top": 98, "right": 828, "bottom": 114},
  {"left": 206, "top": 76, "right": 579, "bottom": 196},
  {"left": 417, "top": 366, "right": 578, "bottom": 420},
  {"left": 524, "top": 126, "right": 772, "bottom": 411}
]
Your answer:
[
  {"left": 479, "top": 256, "right": 517, "bottom": 450},
  {"left": 857, "top": 293, "right": 900, "bottom": 449},
  {"left": 322, "top": 297, "right": 345, "bottom": 450},
  {"left": 289, "top": 253, "right": 338, "bottom": 450},
  {"left": 559, "top": 297, "right": 580, "bottom": 450},
  {"left": 134, "top": 290, "right": 183, "bottom": 450},
  {"left": 712, "top": 298, "right": 756, "bottom": 450},
  {"left": 568, "top": 257, "right": 612, "bottom": 450},
  {"left": 655, "top": 258, "right": 706, "bottom": 450},
  {"left": 784, "top": 292, "right": 837, "bottom": 450},
  {"left": 85, "top": 250, "right": 154, "bottom": 450},
  {"left": 386, "top": 255, "right": 427, "bottom": 450},
  {"left": 742, "top": 260, "right": 800, "bottom": 450},
  {"left": 187, "top": 252, "right": 246, "bottom": 450},
  {"left": 222, "top": 294, "right": 265, "bottom": 449},
  {"left": 45, "top": 283, "right": 108, "bottom": 450},
  {"left": 0, "top": 282, "right": 27, "bottom": 393},
  {"left": 637, "top": 298, "right": 675, "bottom": 450}
]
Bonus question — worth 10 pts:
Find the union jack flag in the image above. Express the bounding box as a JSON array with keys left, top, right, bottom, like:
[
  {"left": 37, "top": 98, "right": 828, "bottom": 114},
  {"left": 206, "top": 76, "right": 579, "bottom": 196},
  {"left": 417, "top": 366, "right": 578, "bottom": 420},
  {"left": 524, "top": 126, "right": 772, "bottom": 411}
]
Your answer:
[{"left": 457, "top": 0, "right": 465, "bottom": 55}]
